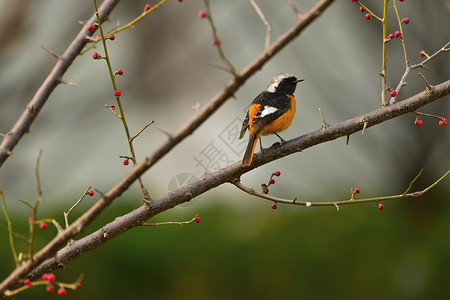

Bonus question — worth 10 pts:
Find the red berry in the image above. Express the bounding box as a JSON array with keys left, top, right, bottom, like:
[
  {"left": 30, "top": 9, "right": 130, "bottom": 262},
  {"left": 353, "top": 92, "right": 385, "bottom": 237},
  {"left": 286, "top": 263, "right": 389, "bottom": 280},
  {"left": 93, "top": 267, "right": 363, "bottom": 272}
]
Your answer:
[
  {"left": 57, "top": 287, "right": 67, "bottom": 296},
  {"left": 390, "top": 90, "right": 397, "bottom": 97},
  {"left": 115, "top": 69, "right": 124, "bottom": 75},
  {"left": 46, "top": 273, "right": 56, "bottom": 282},
  {"left": 414, "top": 117, "right": 423, "bottom": 127},
  {"left": 263, "top": 188, "right": 269, "bottom": 194},
  {"left": 123, "top": 158, "right": 129, "bottom": 166},
  {"left": 273, "top": 171, "right": 281, "bottom": 177},
  {"left": 109, "top": 35, "right": 115, "bottom": 41},
  {"left": 87, "top": 190, "right": 95, "bottom": 196},
  {"left": 399, "top": 0, "right": 405, "bottom": 2},
  {"left": 87, "top": 24, "right": 96, "bottom": 32},
  {"left": 178, "top": 0, "right": 183, "bottom": 2},
  {"left": 195, "top": 216, "right": 201, "bottom": 223},
  {"left": 351, "top": 0, "right": 357, "bottom": 2},
  {"left": 211, "top": 38, "right": 221, "bottom": 46},
  {"left": 28, "top": 216, "right": 35, "bottom": 224},
  {"left": 359, "top": 7, "right": 365, "bottom": 12},
  {"left": 353, "top": 188, "right": 361, "bottom": 194},
  {"left": 76, "top": 282, "right": 82, "bottom": 289},
  {"left": 92, "top": 52, "right": 101, "bottom": 59},
  {"left": 42, "top": 273, "right": 48, "bottom": 281},
  {"left": 394, "top": 31, "right": 402, "bottom": 38},
  {"left": 109, "top": 105, "right": 115, "bottom": 110},
  {"left": 114, "top": 90, "right": 121, "bottom": 97},
  {"left": 46, "top": 285, "right": 55, "bottom": 293},
  {"left": 378, "top": 203, "right": 384, "bottom": 210},
  {"left": 24, "top": 279, "right": 31, "bottom": 286},
  {"left": 198, "top": 10, "right": 207, "bottom": 19},
  {"left": 261, "top": 183, "right": 267, "bottom": 188},
  {"left": 144, "top": 4, "right": 151, "bottom": 11},
  {"left": 402, "top": 18, "right": 410, "bottom": 24},
  {"left": 419, "top": 50, "right": 426, "bottom": 57},
  {"left": 388, "top": 33, "right": 395, "bottom": 39},
  {"left": 270, "top": 179, "right": 276, "bottom": 184},
  {"left": 365, "top": 13, "right": 372, "bottom": 20},
  {"left": 271, "top": 203, "right": 277, "bottom": 210},
  {"left": 40, "top": 222, "right": 47, "bottom": 230},
  {"left": 439, "top": 118, "right": 447, "bottom": 126}
]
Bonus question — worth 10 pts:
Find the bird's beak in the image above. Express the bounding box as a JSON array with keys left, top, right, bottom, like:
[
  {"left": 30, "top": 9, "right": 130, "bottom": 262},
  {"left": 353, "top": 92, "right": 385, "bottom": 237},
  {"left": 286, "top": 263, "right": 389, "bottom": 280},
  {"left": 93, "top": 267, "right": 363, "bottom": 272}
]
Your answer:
[{"left": 295, "top": 79, "right": 305, "bottom": 83}]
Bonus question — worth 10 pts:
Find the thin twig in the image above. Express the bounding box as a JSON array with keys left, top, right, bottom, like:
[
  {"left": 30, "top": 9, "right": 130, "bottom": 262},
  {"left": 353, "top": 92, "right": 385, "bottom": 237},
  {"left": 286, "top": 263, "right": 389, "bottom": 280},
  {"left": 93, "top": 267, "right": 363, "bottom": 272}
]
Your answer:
[
  {"left": 140, "top": 215, "right": 199, "bottom": 226},
  {"left": 286, "top": 0, "right": 303, "bottom": 18},
  {"left": 28, "top": 150, "right": 44, "bottom": 264},
  {"left": 249, "top": 0, "right": 271, "bottom": 49},
  {"left": 64, "top": 186, "right": 92, "bottom": 229},
  {"left": 390, "top": 41, "right": 449, "bottom": 104},
  {"left": 130, "top": 121, "right": 155, "bottom": 143},
  {"left": 0, "top": 185, "right": 19, "bottom": 266},
  {"left": 380, "top": 0, "right": 389, "bottom": 106},
  {"left": 402, "top": 168, "right": 423, "bottom": 196},
  {"left": 202, "top": 0, "right": 237, "bottom": 76},
  {"left": 233, "top": 168, "right": 449, "bottom": 207},
  {"left": 93, "top": 0, "right": 151, "bottom": 203}
]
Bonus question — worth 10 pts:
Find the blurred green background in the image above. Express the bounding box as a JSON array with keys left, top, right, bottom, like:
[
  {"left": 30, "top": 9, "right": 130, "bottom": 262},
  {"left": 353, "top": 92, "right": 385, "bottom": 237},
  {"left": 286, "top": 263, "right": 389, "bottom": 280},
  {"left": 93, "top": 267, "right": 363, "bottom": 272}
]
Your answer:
[{"left": 0, "top": 0, "right": 449, "bottom": 299}]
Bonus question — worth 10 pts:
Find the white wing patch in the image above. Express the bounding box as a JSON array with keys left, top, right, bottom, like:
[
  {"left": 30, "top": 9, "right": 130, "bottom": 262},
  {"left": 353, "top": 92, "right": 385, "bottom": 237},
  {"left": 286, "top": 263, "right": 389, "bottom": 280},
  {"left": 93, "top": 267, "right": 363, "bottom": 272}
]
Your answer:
[{"left": 260, "top": 105, "right": 278, "bottom": 118}]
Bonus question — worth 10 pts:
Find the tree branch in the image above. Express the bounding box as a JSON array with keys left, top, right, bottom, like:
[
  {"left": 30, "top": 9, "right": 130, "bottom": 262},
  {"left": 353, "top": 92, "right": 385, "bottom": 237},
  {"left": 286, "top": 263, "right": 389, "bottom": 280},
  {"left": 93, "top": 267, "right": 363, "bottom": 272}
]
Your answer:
[
  {"left": 0, "top": 0, "right": 120, "bottom": 168},
  {"left": 1, "top": 79, "right": 447, "bottom": 295},
  {"left": 0, "top": 0, "right": 336, "bottom": 294}
]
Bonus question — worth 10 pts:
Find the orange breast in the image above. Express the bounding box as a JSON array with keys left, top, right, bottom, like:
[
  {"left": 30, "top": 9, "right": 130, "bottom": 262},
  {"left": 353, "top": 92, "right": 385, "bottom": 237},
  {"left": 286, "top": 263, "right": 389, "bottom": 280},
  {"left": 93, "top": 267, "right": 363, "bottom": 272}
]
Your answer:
[{"left": 261, "top": 95, "right": 296, "bottom": 136}]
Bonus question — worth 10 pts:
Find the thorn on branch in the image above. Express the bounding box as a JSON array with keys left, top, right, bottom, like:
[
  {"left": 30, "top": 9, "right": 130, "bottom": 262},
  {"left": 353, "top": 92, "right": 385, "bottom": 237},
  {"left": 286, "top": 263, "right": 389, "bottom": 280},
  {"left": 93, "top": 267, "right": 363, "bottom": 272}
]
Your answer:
[
  {"left": 249, "top": 0, "right": 272, "bottom": 49},
  {"left": 318, "top": 108, "right": 329, "bottom": 130},
  {"left": 59, "top": 80, "right": 78, "bottom": 86},
  {"left": 418, "top": 73, "right": 433, "bottom": 94},
  {"left": 41, "top": 46, "right": 60, "bottom": 59},
  {"left": 286, "top": 0, "right": 304, "bottom": 19},
  {"left": 157, "top": 127, "right": 173, "bottom": 139}
]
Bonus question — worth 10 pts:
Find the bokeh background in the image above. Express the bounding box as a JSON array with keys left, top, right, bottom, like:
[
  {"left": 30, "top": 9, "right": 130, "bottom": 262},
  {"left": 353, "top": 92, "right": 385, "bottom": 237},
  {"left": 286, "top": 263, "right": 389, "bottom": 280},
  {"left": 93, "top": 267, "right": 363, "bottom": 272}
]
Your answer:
[{"left": 0, "top": 0, "right": 449, "bottom": 299}]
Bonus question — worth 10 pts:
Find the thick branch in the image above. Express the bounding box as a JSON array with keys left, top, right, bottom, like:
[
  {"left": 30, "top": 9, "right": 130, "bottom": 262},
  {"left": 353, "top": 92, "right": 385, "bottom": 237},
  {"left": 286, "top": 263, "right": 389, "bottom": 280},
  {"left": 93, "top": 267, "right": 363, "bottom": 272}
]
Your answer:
[
  {"left": 0, "top": 0, "right": 335, "bottom": 294},
  {"left": 0, "top": 0, "right": 120, "bottom": 168},
  {"left": 12, "top": 79, "right": 450, "bottom": 293}
]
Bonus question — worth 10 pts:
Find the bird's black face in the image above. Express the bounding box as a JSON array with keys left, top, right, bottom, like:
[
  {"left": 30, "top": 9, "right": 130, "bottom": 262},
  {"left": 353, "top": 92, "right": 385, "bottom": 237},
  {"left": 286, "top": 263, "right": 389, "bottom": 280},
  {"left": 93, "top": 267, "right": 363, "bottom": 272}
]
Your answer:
[{"left": 266, "top": 73, "right": 304, "bottom": 95}]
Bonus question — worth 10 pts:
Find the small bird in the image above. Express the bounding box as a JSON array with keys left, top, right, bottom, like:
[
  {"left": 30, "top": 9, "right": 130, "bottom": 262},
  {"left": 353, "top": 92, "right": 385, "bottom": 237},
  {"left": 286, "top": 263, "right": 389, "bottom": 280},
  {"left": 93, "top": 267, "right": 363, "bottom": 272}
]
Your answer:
[{"left": 239, "top": 73, "right": 304, "bottom": 167}]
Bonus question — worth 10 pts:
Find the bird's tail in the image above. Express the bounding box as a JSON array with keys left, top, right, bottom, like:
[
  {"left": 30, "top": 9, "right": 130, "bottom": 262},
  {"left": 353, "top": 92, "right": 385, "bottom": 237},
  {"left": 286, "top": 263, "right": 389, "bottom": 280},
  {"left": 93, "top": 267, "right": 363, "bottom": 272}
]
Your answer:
[{"left": 242, "top": 133, "right": 260, "bottom": 167}]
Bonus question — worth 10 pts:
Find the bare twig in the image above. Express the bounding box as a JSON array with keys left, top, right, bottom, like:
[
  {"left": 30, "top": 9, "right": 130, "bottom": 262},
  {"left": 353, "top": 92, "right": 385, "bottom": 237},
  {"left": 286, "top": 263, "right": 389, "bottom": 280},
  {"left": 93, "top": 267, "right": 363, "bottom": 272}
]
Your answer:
[
  {"left": 232, "top": 168, "right": 449, "bottom": 208},
  {"left": 202, "top": 0, "right": 237, "bottom": 76},
  {"left": 390, "top": 40, "right": 449, "bottom": 104},
  {"left": 286, "top": 0, "right": 303, "bottom": 18},
  {"left": 64, "top": 186, "right": 93, "bottom": 229},
  {"left": 140, "top": 215, "right": 200, "bottom": 226},
  {"left": 0, "top": 186, "right": 19, "bottom": 267},
  {"left": 28, "top": 150, "right": 44, "bottom": 264},
  {"left": 249, "top": 0, "right": 272, "bottom": 49}
]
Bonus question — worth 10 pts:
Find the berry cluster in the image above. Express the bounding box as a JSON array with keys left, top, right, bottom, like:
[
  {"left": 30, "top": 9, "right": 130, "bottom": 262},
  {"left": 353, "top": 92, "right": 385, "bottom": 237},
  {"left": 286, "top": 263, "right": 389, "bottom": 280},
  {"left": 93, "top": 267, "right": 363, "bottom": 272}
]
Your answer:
[
  {"left": 260, "top": 171, "right": 281, "bottom": 209},
  {"left": 20, "top": 273, "right": 81, "bottom": 297},
  {"left": 414, "top": 115, "right": 447, "bottom": 127}
]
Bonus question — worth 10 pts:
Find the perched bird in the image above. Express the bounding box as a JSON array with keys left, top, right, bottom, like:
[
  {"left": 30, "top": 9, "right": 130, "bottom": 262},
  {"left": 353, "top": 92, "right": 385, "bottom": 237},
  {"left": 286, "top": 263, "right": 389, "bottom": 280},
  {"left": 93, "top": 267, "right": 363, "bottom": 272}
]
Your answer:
[{"left": 239, "top": 73, "right": 304, "bottom": 167}]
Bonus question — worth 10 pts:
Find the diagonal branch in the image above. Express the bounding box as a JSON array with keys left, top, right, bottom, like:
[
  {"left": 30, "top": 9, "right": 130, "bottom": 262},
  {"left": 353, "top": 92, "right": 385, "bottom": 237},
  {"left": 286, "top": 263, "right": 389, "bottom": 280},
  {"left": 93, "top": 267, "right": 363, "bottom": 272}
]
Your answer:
[
  {"left": 0, "top": 0, "right": 336, "bottom": 293},
  {"left": 1, "top": 79, "right": 448, "bottom": 295},
  {"left": 0, "top": 0, "right": 120, "bottom": 168}
]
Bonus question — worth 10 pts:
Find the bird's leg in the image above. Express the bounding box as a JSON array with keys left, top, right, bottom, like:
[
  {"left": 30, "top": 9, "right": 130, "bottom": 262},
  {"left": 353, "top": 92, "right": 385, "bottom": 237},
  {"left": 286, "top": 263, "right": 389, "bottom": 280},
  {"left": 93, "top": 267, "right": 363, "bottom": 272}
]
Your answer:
[
  {"left": 259, "top": 137, "right": 264, "bottom": 152},
  {"left": 274, "top": 133, "right": 286, "bottom": 143}
]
